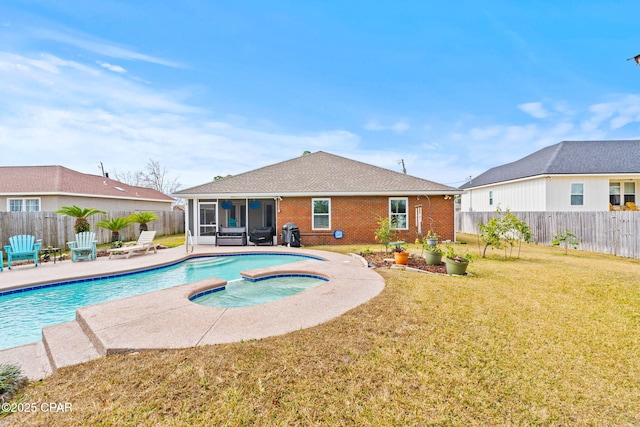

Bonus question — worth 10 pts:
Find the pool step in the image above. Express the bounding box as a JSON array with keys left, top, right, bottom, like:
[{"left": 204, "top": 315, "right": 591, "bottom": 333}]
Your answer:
[
  {"left": 0, "top": 341, "right": 54, "bottom": 380},
  {"left": 42, "top": 320, "right": 102, "bottom": 371}
]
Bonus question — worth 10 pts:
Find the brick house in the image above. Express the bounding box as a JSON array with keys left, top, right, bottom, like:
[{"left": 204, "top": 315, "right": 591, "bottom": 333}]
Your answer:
[{"left": 175, "top": 152, "right": 461, "bottom": 245}]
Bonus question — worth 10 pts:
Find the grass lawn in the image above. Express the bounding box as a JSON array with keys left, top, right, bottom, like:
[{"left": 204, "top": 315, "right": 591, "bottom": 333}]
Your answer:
[{"left": 5, "top": 234, "right": 640, "bottom": 426}]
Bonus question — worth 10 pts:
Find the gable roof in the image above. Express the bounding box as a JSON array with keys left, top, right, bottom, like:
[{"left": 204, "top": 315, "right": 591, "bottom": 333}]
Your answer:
[
  {"left": 0, "top": 166, "right": 175, "bottom": 202},
  {"left": 460, "top": 140, "right": 640, "bottom": 189},
  {"left": 175, "top": 151, "right": 460, "bottom": 197}
]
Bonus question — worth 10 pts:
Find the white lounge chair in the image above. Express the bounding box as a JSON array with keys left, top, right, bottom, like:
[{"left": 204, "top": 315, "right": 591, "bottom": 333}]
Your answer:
[{"left": 107, "top": 231, "right": 159, "bottom": 259}]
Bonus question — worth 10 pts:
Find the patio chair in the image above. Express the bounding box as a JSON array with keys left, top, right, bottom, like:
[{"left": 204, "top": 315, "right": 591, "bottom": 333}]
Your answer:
[
  {"left": 107, "top": 230, "right": 159, "bottom": 259},
  {"left": 4, "top": 235, "right": 41, "bottom": 269},
  {"left": 67, "top": 232, "right": 97, "bottom": 262}
]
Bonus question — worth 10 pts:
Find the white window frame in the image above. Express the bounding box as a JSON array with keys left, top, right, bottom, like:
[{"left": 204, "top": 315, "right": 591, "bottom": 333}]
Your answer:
[
  {"left": 389, "top": 197, "right": 408, "bottom": 230},
  {"left": 489, "top": 190, "right": 493, "bottom": 206},
  {"left": 8, "top": 198, "right": 41, "bottom": 212},
  {"left": 624, "top": 182, "right": 636, "bottom": 205},
  {"left": 571, "top": 183, "right": 584, "bottom": 206},
  {"left": 312, "top": 198, "right": 331, "bottom": 230},
  {"left": 610, "top": 182, "right": 621, "bottom": 206}
]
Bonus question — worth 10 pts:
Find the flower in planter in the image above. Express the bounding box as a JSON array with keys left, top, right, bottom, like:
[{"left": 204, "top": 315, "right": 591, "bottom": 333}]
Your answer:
[{"left": 445, "top": 244, "right": 472, "bottom": 262}]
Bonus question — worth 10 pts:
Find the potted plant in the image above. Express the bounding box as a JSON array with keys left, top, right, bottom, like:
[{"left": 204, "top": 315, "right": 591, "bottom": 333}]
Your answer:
[
  {"left": 423, "top": 244, "right": 443, "bottom": 266},
  {"left": 425, "top": 230, "right": 439, "bottom": 246},
  {"left": 416, "top": 237, "right": 443, "bottom": 265},
  {"left": 444, "top": 244, "right": 472, "bottom": 275},
  {"left": 393, "top": 244, "right": 409, "bottom": 265}
]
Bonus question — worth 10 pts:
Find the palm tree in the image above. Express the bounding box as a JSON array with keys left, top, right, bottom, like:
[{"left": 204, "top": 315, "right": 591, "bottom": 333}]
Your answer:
[
  {"left": 96, "top": 217, "right": 132, "bottom": 243},
  {"left": 128, "top": 211, "right": 159, "bottom": 234},
  {"left": 55, "top": 206, "right": 107, "bottom": 234}
]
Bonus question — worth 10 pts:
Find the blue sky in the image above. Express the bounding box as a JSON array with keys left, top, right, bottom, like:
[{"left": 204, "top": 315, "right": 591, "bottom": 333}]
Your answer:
[{"left": 1, "top": 1, "right": 639, "bottom": 190}]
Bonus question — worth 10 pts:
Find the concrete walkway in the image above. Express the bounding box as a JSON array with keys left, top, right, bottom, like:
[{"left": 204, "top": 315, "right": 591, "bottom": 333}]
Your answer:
[{"left": 0, "top": 245, "right": 384, "bottom": 380}]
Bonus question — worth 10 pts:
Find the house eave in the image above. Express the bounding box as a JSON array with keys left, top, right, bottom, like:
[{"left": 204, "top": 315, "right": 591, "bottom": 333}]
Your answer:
[
  {"left": 0, "top": 191, "right": 174, "bottom": 203},
  {"left": 174, "top": 190, "right": 464, "bottom": 199},
  {"left": 464, "top": 172, "right": 640, "bottom": 191}
]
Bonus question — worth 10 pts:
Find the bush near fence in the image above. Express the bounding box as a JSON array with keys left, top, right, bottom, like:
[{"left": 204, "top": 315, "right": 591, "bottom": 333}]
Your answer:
[
  {"left": 0, "top": 211, "right": 185, "bottom": 252},
  {"left": 456, "top": 211, "right": 640, "bottom": 260}
]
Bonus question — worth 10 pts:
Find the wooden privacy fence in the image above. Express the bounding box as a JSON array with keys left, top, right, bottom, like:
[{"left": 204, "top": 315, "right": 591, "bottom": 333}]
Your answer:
[
  {"left": 0, "top": 211, "right": 184, "bottom": 251},
  {"left": 456, "top": 211, "right": 640, "bottom": 259}
]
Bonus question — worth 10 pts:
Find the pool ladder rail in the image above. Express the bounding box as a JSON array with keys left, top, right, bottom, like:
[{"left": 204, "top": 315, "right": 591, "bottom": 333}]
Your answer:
[{"left": 186, "top": 230, "right": 194, "bottom": 254}]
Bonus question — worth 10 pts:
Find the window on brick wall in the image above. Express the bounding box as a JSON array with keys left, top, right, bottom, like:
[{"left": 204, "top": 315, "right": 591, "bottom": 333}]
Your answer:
[
  {"left": 389, "top": 197, "right": 408, "bottom": 229},
  {"left": 312, "top": 198, "right": 331, "bottom": 230}
]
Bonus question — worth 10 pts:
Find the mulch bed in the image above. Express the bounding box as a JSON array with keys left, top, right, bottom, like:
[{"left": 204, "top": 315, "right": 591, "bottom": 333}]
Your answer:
[{"left": 359, "top": 251, "right": 447, "bottom": 274}]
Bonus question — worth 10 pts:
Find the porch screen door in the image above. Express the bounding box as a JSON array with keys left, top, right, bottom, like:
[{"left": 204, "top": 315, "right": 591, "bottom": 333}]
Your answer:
[{"left": 198, "top": 202, "right": 217, "bottom": 244}]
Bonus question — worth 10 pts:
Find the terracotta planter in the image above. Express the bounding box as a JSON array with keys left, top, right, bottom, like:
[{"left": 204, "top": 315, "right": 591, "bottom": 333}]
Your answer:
[
  {"left": 424, "top": 251, "right": 442, "bottom": 266},
  {"left": 445, "top": 257, "right": 469, "bottom": 275},
  {"left": 394, "top": 251, "right": 409, "bottom": 265}
]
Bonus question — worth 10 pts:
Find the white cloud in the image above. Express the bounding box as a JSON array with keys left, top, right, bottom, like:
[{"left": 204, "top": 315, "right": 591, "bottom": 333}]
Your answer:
[
  {"left": 518, "top": 102, "right": 549, "bottom": 119},
  {"left": 364, "top": 119, "right": 410, "bottom": 132},
  {"left": 98, "top": 61, "right": 126, "bottom": 73},
  {"left": 30, "top": 27, "right": 183, "bottom": 68}
]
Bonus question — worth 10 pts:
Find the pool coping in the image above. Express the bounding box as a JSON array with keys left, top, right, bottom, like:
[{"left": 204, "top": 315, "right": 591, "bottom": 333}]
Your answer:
[{"left": 0, "top": 245, "right": 385, "bottom": 380}]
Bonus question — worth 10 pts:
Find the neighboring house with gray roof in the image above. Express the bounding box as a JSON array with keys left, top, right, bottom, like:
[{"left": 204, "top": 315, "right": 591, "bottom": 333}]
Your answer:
[
  {"left": 0, "top": 165, "right": 175, "bottom": 212},
  {"left": 459, "top": 140, "right": 640, "bottom": 212},
  {"left": 174, "top": 151, "right": 462, "bottom": 245}
]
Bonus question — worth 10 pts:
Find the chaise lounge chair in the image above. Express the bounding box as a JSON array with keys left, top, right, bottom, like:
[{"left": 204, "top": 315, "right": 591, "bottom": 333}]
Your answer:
[
  {"left": 107, "top": 230, "right": 159, "bottom": 259},
  {"left": 67, "top": 232, "right": 97, "bottom": 262}
]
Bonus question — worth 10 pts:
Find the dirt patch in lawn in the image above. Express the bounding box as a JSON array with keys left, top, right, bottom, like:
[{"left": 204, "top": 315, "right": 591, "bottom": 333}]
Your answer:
[{"left": 359, "top": 252, "right": 447, "bottom": 274}]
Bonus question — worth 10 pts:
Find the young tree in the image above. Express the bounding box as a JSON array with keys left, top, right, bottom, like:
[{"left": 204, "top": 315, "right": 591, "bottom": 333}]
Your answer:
[
  {"left": 96, "top": 217, "right": 132, "bottom": 243},
  {"left": 478, "top": 209, "right": 531, "bottom": 259},
  {"left": 128, "top": 211, "right": 159, "bottom": 234},
  {"left": 56, "top": 206, "right": 107, "bottom": 234}
]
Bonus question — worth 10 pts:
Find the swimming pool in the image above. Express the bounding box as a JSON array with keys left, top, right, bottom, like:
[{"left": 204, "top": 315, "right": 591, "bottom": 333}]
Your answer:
[
  {"left": 0, "top": 254, "right": 322, "bottom": 350},
  {"left": 192, "top": 275, "right": 329, "bottom": 308}
]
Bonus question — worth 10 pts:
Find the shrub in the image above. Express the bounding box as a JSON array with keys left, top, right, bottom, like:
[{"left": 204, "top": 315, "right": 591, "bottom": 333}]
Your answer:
[
  {"left": 552, "top": 229, "right": 579, "bottom": 254},
  {"left": 0, "top": 364, "right": 27, "bottom": 406}
]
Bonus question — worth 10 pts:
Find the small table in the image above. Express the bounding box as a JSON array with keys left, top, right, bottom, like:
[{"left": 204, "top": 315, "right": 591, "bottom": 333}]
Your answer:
[{"left": 40, "top": 247, "right": 60, "bottom": 264}]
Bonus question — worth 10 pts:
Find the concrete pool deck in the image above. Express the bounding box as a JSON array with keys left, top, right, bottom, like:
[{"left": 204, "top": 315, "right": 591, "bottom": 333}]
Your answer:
[{"left": 0, "top": 245, "right": 384, "bottom": 380}]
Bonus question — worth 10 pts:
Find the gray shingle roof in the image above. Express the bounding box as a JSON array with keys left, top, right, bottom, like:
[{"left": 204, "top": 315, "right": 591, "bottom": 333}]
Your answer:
[
  {"left": 0, "top": 165, "right": 175, "bottom": 202},
  {"left": 175, "top": 151, "right": 460, "bottom": 196},
  {"left": 460, "top": 140, "right": 640, "bottom": 189}
]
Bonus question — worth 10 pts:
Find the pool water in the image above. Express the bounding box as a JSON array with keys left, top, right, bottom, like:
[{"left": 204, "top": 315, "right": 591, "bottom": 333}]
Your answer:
[
  {"left": 192, "top": 276, "right": 327, "bottom": 308},
  {"left": 0, "top": 254, "right": 319, "bottom": 350}
]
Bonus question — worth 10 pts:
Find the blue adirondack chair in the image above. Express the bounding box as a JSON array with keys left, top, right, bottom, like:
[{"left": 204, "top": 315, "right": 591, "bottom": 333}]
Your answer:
[
  {"left": 0, "top": 249, "right": 3, "bottom": 271},
  {"left": 67, "top": 232, "right": 97, "bottom": 262},
  {"left": 4, "top": 235, "right": 41, "bottom": 269}
]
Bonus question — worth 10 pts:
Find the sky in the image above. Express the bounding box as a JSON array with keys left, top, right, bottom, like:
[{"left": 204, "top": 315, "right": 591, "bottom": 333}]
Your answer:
[{"left": 1, "top": 1, "right": 640, "bottom": 191}]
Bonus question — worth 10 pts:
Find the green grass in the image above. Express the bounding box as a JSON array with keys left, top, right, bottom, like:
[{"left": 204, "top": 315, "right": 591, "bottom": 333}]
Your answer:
[{"left": 7, "top": 234, "right": 640, "bottom": 426}]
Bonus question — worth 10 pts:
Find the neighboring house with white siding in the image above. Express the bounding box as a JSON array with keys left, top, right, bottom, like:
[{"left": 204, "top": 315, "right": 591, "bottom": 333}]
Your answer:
[{"left": 459, "top": 140, "right": 640, "bottom": 212}]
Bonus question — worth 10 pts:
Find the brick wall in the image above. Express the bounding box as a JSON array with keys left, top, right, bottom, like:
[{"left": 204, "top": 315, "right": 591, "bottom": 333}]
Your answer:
[{"left": 278, "top": 195, "right": 455, "bottom": 245}]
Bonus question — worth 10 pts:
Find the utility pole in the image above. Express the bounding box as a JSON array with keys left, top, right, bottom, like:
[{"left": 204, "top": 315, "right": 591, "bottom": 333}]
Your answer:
[{"left": 398, "top": 159, "right": 407, "bottom": 174}]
